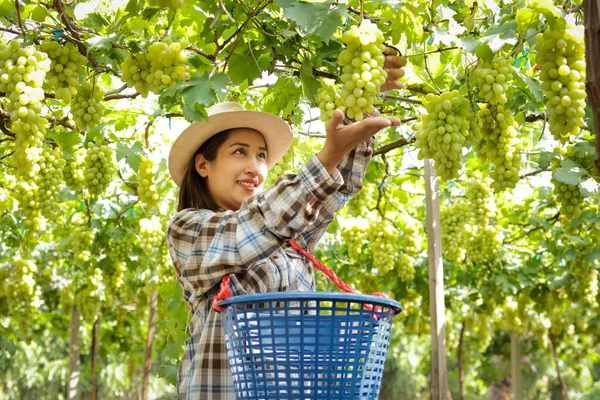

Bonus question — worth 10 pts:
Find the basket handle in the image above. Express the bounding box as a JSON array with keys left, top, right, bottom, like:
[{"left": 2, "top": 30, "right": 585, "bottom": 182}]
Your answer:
[{"left": 212, "top": 239, "right": 391, "bottom": 312}]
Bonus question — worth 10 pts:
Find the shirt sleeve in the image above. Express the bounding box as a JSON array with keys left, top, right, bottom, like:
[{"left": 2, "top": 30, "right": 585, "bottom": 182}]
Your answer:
[
  {"left": 167, "top": 155, "right": 344, "bottom": 309},
  {"left": 301, "top": 136, "right": 375, "bottom": 253}
]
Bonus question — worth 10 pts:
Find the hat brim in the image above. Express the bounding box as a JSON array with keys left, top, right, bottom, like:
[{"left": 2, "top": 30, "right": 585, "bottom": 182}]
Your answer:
[{"left": 168, "top": 110, "right": 294, "bottom": 187}]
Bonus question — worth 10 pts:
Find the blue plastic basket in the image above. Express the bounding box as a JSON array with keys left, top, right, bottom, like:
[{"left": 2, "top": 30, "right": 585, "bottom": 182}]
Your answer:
[{"left": 219, "top": 291, "right": 402, "bottom": 399}]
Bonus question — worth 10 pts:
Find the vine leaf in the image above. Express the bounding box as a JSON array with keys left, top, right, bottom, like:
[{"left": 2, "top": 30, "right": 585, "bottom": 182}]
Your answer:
[
  {"left": 277, "top": 0, "right": 348, "bottom": 44},
  {"left": 553, "top": 159, "right": 588, "bottom": 185}
]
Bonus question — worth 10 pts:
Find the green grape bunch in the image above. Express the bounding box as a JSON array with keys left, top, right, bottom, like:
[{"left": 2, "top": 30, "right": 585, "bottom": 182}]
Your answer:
[
  {"left": 0, "top": 40, "right": 51, "bottom": 180},
  {"left": 535, "top": 24, "right": 586, "bottom": 142},
  {"left": 121, "top": 42, "right": 190, "bottom": 97},
  {"left": 474, "top": 56, "right": 513, "bottom": 105},
  {"left": 64, "top": 147, "right": 86, "bottom": 191},
  {"left": 395, "top": 253, "right": 415, "bottom": 282},
  {"left": 40, "top": 40, "right": 88, "bottom": 103},
  {"left": 138, "top": 156, "right": 160, "bottom": 208},
  {"left": 84, "top": 141, "right": 118, "bottom": 196},
  {"left": 466, "top": 224, "right": 503, "bottom": 265},
  {"left": 552, "top": 180, "right": 582, "bottom": 219},
  {"left": 264, "top": 136, "right": 298, "bottom": 188},
  {"left": 476, "top": 105, "right": 522, "bottom": 191},
  {"left": 341, "top": 217, "right": 369, "bottom": 260},
  {"left": 70, "top": 80, "right": 104, "bottom": 130},
  {"left": 367, "top": 221, "right": 399, "bottom": 275},
  {"left": 109, "top": 236, "right": 135, "bottom": 262},
  {"left": 338, "top": 19, "right": 387, "bottom": 121},
  {"left": 139, "top": 216, "right": 164, "bottom": 256},
  {"left": 36, "top": 144, "right": 66, "bottom": 219},
  {"left": 13, "top": 181, "right": 45, "bottom": 237},
  {"left": 76, "top": 267, "right": 104, "bottom": 323},
  {"left": 466, "top": 178, "right": 496, "bottom": 225},
  {"left": 414, "top": 91, "right": 477, "bottom": 180},
  {"left": 70, "top": 226, "right": 96, "bottom": 264},
  {"left": 316, "top": 83, "right": 342, "bottom": 123},
  {"left": 441, "top": 202, "right": 472, "bottom": 263}
]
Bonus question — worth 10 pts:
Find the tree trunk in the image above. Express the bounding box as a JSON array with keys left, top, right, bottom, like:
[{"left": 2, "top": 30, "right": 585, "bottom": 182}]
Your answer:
[
  {"left": 141, "top": 289, "right": 159, "bottom": 400},
  {"left": 68, "top": 304, "right": 80, "bottom": 400},
  {"left": 549, "top": 331, "right": 567, "bottom": 399},
  {"left": 91, "top": 315, "right": 100, "bottom": 400},
  {"left": 458, "top": 321, "right": 465, "bottom": 400},
  {"left": 510, "top": 333, "right": 522, "bottom": 400},
  {"left": 584, "top": 0, "right": 600, "bottom": 173}
]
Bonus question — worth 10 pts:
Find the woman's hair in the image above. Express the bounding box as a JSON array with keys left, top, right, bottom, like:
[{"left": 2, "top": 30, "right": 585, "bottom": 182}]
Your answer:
[{"left": 177, "top": 130, "right": 231, "bottom": 212}]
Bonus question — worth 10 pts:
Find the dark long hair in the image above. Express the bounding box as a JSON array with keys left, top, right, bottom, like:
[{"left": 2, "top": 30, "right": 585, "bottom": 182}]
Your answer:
[{"left": 177, "top": 130, "right": 231, "bottom": 212}]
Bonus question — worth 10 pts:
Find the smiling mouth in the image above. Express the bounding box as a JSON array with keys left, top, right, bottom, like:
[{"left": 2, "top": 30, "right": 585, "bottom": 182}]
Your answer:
[{"left": 237, "top": 181, "right": 257, "bottom": 188}]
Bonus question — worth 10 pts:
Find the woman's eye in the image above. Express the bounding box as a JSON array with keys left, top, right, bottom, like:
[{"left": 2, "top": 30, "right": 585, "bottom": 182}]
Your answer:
[
  {"left": 235, "top": 148, "right": 246, "bottom": 155},
  {"left": 258, "top": 152, "right": 267, "bottom": 160}
]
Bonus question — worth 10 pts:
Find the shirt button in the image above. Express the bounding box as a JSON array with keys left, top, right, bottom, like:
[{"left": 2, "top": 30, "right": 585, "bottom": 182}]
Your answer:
[
  {"left": 273, "top": 255, "right": 278, "bottom": 259},
  {"left": 315, "top": 177, "right": 320, "bottom": 183}
]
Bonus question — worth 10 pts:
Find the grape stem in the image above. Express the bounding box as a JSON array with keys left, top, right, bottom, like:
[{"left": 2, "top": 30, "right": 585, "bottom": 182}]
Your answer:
[
  {"left": 503, "top": 212, "right": 559, "bottom": 244},
  {"left": 373, "top": 137, "right": 415, "bottom": 156},
  {"left": 518, "top": 168, "right": 550, "bottom": 180},
  {"left": 379, "top": 94, "right": 423, "bottom": 105},
  {"left": 15, "top": 0, "right": 26, "bottom": 36}
]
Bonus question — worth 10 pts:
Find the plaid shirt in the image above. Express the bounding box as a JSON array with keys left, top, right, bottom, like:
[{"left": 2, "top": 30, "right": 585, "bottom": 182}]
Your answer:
[{"left": 167, "top": 138, "right": 374, "bottom": 399}]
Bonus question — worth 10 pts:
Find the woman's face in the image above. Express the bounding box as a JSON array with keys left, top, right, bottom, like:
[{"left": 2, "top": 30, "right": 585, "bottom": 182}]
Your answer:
[{"left": 195, "top": 128, "right": 268, "bottom": 211}]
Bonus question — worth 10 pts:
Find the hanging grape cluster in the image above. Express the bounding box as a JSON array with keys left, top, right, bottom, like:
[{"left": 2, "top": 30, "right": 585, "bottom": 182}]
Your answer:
[
  {"left": 0, "top": 40, "right": 51, "bottom": 180},
  {"left": 340, "top": 217, "right": 369, "bottom": 260},
  {"left": 535, "top": 24, "right": 586, "bottom": 142},
  {"left": 70, "top": 226, "right": 95, "bottom": 264},
  {"left": 139, "top": 216, "right": 164, "bottom": 255},
  {"left": 64, "top": 147, "right": 86, "bottom": 191},
  {"left": 476, "top": 105, "right": 522, "bottom": 191},
  {"left": 6, "top": 258, "right": 39, "bottom": 308},
  {"left": 37, "top": 144, "right": 66, "bottom": 219},
  {"left": 121, "top": 42, "right": 190, "bottom": 97},
  {"left": 13, "top": 181, "right": 45, "bottom": 239},
  {"left": 474, "top": 57, "right": 513, "bottom": 105},
  {"left": 40, "top": 40, "right": 88, "bottom": 103},
  {"left": 414, "top": 91, "right": 477, "bottom": 180},
  {"left": 466, "top": 224, "right": 503, "bottom": 265},
  {"left": 441, "top": 202, "right": 472, "bottom": 263},
  {"left": 71, "top": 80, "right": 104, "bottom": 130},
  {"left": 367, "top": 220, "right": 399, "bottom": 275},
  {"left": 105, "top": 261, "right": 127, "bottom": 301},
  {"left": 395, "top": 215, "right": 422, "bottom": 282},
  {"left": 315, "top": 83, "right": 341, "bottom": 123},
  {"left": 264, "top": 137, "right": 298, "bottom": 188},
  {"left": 76, "top": 267, "right": 104, "bottom": 323},
  {"left": 138, "top": 156, "right": 159, "bottom": 208},
  {"left": 109, "top": 236, "right": 135, "bottom": 262},
  {"left": 337, "top": 19, "right": 387, "bottom": 121},
  {"left": 84, "top": 141, "right": 118, "bottom": 196},
  {"left": 552, "top": 180, "right": 582, "bottom": 219},
  {"left": 466, "top": 178, "right": 496, "bottom": 225}
]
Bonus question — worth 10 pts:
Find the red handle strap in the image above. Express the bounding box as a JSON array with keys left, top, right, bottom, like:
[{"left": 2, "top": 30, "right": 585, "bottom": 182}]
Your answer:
[{"left": 212, "top": 239, "right": 391, "bottom": 312}]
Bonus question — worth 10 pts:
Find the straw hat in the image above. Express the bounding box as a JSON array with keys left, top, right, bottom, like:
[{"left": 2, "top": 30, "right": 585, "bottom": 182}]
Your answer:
[{"left": 168, "top": 102, "right": 294, "bottom": 187}]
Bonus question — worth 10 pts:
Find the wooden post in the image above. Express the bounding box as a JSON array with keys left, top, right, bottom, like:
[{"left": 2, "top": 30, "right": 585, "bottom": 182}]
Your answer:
[
  {"left": 511, "top": 333, "right": 522, "bottom": 400},
  {"left": 91, "top": 315, "right": 100, "bottom": 400},
  {"left": 424, "top": 159, "right": 448, "bottom": 400},
  {"left": 68, "top": 304, "right": 80, "bottom": 400},
  {"left": 584, "top": 0, "right": 600, "bottom": 173}
]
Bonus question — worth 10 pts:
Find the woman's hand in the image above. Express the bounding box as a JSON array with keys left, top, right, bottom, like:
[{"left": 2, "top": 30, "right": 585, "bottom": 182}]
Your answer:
[
  {"left": 380, "top": 48, "right": 407, "bottom": 92},
  {"left": 317, "top": 109, "right": 401, "bottom": 173}
]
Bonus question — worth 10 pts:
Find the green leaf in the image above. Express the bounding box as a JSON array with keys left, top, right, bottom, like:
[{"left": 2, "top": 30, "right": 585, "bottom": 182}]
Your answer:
[
  {"left": 277, "top": 0, "right": 347, "bottom": 44},
  {"left": 475, "top": 42, "right": 493, "bottom": 62},
  {"left": 30, "top": 5, "right": 46, "bottom": 22},
  {"left": 182, "top": 73, "right": 230, "bottom": 108},
  {"left": 299, "top": 59, "right": 320, "bottom": 101},
  {"left": 85, "top": 12, "right": 110, "bottom": 28},
  {"left": 49, "top": 130, "right": 82, "bottom": 158},
  {"left": 572, "top": 141, "right": 595, "bottom": 159},
  {"left": 182, "top": 102, "right": 208, "bottom": 122},
  {"left": 227, "top": 43, "right": 262, "bottom": 85},
  {"left": 537, "top": 151, "right": 557, "bottom": 169},
  {"left": 525, "top": 0, "right": 565, "bottom": 31},
  {"left": 513, "top": 69, "right": 543, "bottom": 102},
  {"left": 261, "top": 77, "right": 301, "bottom": 118},
  {"left": 116, "top": 141, "right": 145, "bottom": 171},
  {"left": 553, "top": 159, "right": 588, "bottom": 185},
  {"left": 585, "top": 248, "right": 600, "bottom": 266},
  {"left": 85, "top": 35, "right": 114, "bottom": 52},
  {"left": 480, "top": 21, "right": 518, "bottom": 53}
]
